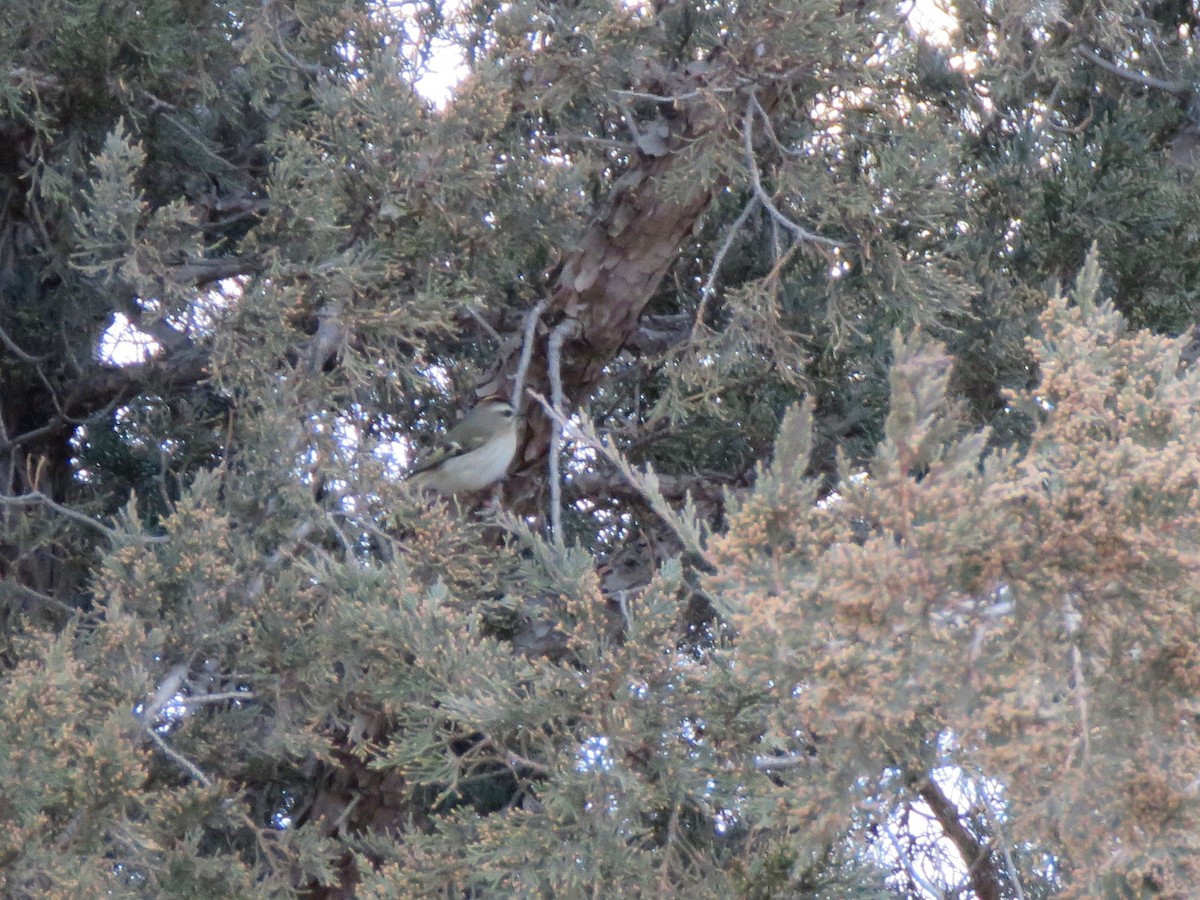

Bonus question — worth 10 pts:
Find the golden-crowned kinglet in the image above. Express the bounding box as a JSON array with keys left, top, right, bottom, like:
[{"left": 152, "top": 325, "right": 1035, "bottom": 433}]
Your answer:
[{"left": 406, "top": 395, "right": 519, "bottom": 494}]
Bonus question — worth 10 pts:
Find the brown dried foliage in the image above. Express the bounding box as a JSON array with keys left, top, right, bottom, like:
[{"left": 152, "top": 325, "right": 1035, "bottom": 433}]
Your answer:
[{"left": 709, "top": 278, "right": 1200, "bottom": 894}]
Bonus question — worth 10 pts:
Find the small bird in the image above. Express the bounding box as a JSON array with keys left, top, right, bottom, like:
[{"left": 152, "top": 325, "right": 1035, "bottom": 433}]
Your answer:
[{"left": 406, "top": 395, "right": 519, "bottom": 494}]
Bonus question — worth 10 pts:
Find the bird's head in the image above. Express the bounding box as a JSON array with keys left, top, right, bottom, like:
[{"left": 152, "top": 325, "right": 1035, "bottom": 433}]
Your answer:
[{"left": 474, "top": 395, "right": 517, "bottom": 421}]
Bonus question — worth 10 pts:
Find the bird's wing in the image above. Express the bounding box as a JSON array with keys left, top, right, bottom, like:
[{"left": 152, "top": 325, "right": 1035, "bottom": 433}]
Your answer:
[{"left": 407, "top": 431, "right": 488, "bottom": 477}]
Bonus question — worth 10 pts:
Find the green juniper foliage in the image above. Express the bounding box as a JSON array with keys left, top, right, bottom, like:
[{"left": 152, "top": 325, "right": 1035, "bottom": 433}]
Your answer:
[{"left": 2, "top": 0, "right": 1200, "bottom": 896}]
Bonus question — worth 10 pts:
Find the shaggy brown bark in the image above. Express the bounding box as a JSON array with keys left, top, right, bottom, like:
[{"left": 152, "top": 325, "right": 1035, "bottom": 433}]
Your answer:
[
  {"left": 503, "top": 153, "right": 716, "bottom": 455},
  {"left": 484, "top": 64, "right": 761, "bottom": 508}
]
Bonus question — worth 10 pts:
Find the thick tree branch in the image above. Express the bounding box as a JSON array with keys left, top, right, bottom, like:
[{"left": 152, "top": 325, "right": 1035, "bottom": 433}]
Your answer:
[
  {"left": 486, "top": 67, "right": 747, "bottom": 502},
  {"left": 171, "top": 256, "right": 260, "bottom": 286},
  {"left": 917, "top": 777, "right": 1005, "bottom": 900},
  {"left": 62, "top": 345, "right": 212, "bottom": 421},
  {"left": 622, "top": 312, "right": 695, "bottom": 355},
  {"left": 485, "top": 73, "right": 847, "bottom": 517},
  {"left": 1077, "top": 46, "right": 1190, "bottom": 94},
  {"left": 0, "top": 344, "right": 211, "bottom": 457},
  {"left": 0, "top": 490, "right": 165, "bottom": 543}
]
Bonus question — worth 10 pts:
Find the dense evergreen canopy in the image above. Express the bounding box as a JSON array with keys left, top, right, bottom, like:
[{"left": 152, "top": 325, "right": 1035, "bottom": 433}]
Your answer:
[{"left": 3, "top": 0, "right": 1200, "bottom": 895}]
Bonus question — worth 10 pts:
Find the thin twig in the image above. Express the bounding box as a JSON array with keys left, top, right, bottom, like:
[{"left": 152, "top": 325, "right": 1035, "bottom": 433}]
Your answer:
[
  {"left": 1047, "top": 97, "right": 1095, "bottom": 135},
  {"left": 742, "top": 95, "right": 843, "bottom": 251},
  {"left": 545, "top": 133, "right": 638, "bottom": 152},
  {"left": 546, "top": 319, "right": 576, "bottom": 548},
  {"left": 323, "top": 509, "right": 360, "bottom": 565},
  {"left": 477, "top": 737, "right": 552, "bottom": 776},
  {"left": 273, "top": 36, "right": 326, "bottom": 79},
  {"left": 979, "top": 786, "right": 1026, "bottom": 900},
  {"left": 753, "top": 752, "right": 810, "bottom": 772},
  {"left": 1, "top": 417, "right": 69, "bottom": 452},
  {"left": 353, "top": 513, "right": 396, "bottom": 564},
  {"left": 769, "top": 206, "right": 782, "bottom": 265},
  {"left": 1070, "top": 644, "right": 1090, "bottom": 766},
  {"left": 748, "top": 93, "right": 806, "bottom": 159},
  {"left": 0, "top": 580, "right": 77, "bottom": 617},
  {"left": 884, "top": 815, "right": 946, "bottom": 899},
  {"left": 145, "top": 726, "right": 213, "bottom": 788},
  {"left": 659, "top": 802, "right": 681, "bottom": 892},
  {"left": 464, "top": 304, "right": 503, "bottom": 344},
  {"left": 0, "top": 321, "right": 46, "bottom": 363},
  {"left": 511, "top": 298, "right": 549, "bottom": 409},
  {"left": 139, "top": 90, "right": 244, "bottom": 177},
  {"left": 19, "top": 347, "right": 98, "bottom": 436},
  {"left": 528, "top": 391, "right": 705, "bottom": 557},
  {"left": 612, "top": 88, "right": 701, "bottom": 104},
  {"left": 245, "top": 519, "right": 318, "bottom": 601},
  {"left": 695, "top": 196, "right": 759, "bottom": 331},
  {"left": 614, "top": 97, "right": 645, "bottom": 147},
  {"left": 141, "top": 664, "right": 190, "bottom": 724},
  {"left": 177, "top": 691, "right": 256, "bottom": 707}
]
